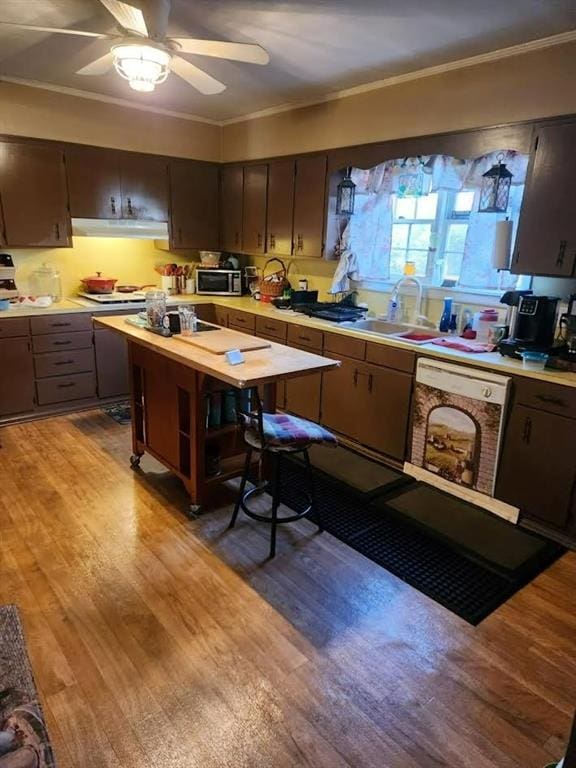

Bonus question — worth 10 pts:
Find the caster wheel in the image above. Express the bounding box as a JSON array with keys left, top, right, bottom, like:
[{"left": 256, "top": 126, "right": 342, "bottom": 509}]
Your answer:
[
  {"left": 188, "top": 504, "right": 203, "bottom": 519},
  {"left": 130, "top": 454, "right": 142, "bottom": 469}
]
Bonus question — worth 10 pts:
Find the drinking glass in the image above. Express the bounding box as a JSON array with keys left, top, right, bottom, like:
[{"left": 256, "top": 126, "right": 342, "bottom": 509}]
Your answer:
[{"left": 178, "top": 305, "right": 196, "bottom": 336}]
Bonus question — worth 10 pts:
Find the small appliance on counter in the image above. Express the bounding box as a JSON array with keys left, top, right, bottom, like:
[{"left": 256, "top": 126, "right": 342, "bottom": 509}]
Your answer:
[
  {"left": 0, "top": 253, "right": 18, "bottom": 301},
  {"left": 196, "top": 268, "right": 242, "bottom": 296},
  {"left": 497, "top": 291, "right": 559, "bottom": 359}
]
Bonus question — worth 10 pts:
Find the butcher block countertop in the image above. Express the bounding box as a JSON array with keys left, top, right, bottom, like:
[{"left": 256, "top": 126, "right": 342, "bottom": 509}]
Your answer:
[{"left": 95, "top": 314, "right": 339, "bottom": 389}]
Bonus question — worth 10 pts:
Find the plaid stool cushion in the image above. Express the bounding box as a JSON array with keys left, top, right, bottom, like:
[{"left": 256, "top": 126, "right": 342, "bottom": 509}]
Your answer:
[{"left": 247, "top": 413, "right": 337, "bottom": 448}]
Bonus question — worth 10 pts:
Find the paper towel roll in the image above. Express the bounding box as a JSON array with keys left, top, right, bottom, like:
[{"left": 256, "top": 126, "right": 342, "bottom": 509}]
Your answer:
[{"left": 492, "top": 219, "right": 513, "bottom": 270}]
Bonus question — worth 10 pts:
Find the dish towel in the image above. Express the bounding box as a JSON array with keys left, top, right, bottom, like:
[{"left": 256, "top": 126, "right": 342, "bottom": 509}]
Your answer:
[
  {"left": 431, "top": 337, "right": 496, "bottom": 353},
  {"left": 329, "top": 248, "right": 359, "bottom": 294}
]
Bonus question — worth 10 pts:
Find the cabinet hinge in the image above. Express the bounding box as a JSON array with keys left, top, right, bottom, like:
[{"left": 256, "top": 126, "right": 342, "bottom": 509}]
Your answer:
[{"left": 534, "top": 135, "right": 539, "bottom": 151}]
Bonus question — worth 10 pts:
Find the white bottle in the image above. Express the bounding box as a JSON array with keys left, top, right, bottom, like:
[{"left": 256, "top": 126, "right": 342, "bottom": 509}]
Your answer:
[{"left": 387, "top": 289, "right": 400, "bottom": 322}]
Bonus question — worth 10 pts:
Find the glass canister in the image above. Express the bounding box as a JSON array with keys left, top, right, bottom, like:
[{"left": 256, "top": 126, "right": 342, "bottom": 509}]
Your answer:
[
  {"left": 145, "top": 290, "right": 167, "bottom": 328},
  {"left": 29, "top": 262, "right": 62, "bottom": 302}
]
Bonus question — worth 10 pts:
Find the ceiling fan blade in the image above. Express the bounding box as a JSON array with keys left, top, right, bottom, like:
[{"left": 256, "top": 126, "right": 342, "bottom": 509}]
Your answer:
[
  {"left": 172, "top": 38, "right": 269, "bottom": 65},
  {"left": 0, "top": 21, "right": 109, "bottom": 38},
  {"left": 170, "top": 56, "right": 226, "bottom": 95},
  {"left": 98, "top": 0, "right": 148, "bottom": 36},
  {"left": 76, "top": 52, "right": 115, "bottom": 76}
]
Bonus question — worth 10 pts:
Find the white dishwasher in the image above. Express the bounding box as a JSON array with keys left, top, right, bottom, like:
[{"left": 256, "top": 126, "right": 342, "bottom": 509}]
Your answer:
[{"left": 404, "top": 358, "right": 519, "bottom": 523}]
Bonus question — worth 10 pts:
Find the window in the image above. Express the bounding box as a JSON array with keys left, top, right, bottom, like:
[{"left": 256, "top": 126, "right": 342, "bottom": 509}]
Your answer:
[{"left": 389, "top": 187, "right": 521, "bottom": 287}]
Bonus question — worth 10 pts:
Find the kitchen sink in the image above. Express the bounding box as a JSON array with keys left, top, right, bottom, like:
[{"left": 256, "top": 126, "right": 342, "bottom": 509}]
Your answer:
[{"left": 339, "top": 318, "right": 444, "bottom": 344}]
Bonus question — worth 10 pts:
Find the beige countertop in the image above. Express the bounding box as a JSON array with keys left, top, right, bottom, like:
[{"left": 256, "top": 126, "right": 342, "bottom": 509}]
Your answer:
[
  {"left": 4, "top": 293, "right": 576, "bottom": 389},
  {"left": 96, "top": 314, "right": 338, "bottom": 389}
]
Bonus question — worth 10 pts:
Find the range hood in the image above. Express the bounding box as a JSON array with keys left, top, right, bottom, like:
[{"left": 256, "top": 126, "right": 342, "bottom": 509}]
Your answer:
[{"left": 72, "top": 218, "right": 169, "bottom": 240}]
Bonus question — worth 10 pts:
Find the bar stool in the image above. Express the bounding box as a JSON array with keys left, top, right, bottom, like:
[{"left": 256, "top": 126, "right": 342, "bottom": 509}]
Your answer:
[{"left": 228, "top": 388, "right": 337, "bottom": 559}]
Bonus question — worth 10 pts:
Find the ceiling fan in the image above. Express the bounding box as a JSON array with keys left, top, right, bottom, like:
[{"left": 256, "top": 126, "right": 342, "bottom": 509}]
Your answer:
[{"left": 0, "top": 0, "right": 270, "bottom": 95}]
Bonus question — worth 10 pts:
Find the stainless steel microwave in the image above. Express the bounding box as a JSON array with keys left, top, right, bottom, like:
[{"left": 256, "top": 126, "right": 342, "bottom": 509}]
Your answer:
[{"left": 196, "top": 269, "right": 242, "bottom": 296}]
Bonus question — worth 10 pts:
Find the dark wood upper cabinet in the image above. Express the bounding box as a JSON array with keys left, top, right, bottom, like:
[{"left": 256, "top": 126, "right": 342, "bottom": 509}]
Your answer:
[
  {"left": 0, "top": 338, "right": 35, "bottom": 417},
  {"left": 220, "top": 165, "right": 243, "bottom": 252},
  {"left": 120, "top": 153, "right": 168, "bottom": 221},
  {"left": 0, "top": 142, "right": 71, "bottom": 247},
  {"left": 293, "top": 155, "right": 327, "bottom": 258},
  {"left": 512, "top": 122, "right": 576, "bottom": 277},
  {"left": 242, "top": 164, "right": 268, "bottom": 254},
  {"left": 496, "top": 404, "right": 576, "bottom": 529},
  {"left": 169, "top": 160, "right": 219, "bottom": 249},
  {"left": 267, "top": 159, "right": 295, "bottom": 256},
  {"left": 67, "top": 146, "right": 122, "bottom": 219}
]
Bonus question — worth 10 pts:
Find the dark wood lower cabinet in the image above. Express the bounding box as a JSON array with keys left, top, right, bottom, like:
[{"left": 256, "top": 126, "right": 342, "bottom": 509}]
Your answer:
[
  {"left": 0, "top": 338, "right": 35, "bottom": 416},
  {"left": 496, "top": 404, "right": 576, "bottom": 529},
  {"left": 321, "top": 354, "right": 412, "bottom": 461},
  {"left": 94, "top": 328, "right": 129, "bottom": 399}
]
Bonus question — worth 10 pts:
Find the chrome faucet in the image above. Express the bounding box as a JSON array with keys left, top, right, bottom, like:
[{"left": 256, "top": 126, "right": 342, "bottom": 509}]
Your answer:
[{"left": 388, "top": 276, "right": 433, "bottom": 327}]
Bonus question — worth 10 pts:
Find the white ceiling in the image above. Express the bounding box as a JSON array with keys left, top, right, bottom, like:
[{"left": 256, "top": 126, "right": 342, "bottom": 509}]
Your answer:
[{"left": 0, "top": 0, "right": 575, "bottom": 122}]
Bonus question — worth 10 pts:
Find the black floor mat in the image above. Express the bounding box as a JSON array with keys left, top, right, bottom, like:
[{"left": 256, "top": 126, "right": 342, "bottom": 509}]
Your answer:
[
  {"left": 102, "top": 404, "right": 131, "bottom": 425},
  {"left": 279, "top": 458, "right": 564, "bottom": 625}
]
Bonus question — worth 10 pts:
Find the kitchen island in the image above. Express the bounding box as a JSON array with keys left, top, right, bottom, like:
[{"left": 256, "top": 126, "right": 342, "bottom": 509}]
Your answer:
[{"left": 95, "top": 315, "right": 339, "bottom": 512}]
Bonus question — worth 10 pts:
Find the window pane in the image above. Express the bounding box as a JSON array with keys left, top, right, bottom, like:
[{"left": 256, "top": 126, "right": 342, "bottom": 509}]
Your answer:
[
  {"left": 415, "top": 192, "right": 438, "bottom": 219},
  {"left": 454, "top": 190, "right": 474, "bottom": 212},
  {"left": 390, "top": 248, "right": 407, "bottom": 275},
  {"left": 445, "top": 222, "right": 468, "bottom": 253},
  {"left": 391, "top": 223, "right": 409, "bottom": 249},
  {"left": 408, "top": 223, "right": 432, "bottom": 249},
  {"left": 443, "top": 251, "right": 464, "bottom": 281},
  {"left": 406, "top": 250, "right": 429, "bottom": 277},
  {"left": 394, "top": 197, "right": 416, "bottom": 219}
]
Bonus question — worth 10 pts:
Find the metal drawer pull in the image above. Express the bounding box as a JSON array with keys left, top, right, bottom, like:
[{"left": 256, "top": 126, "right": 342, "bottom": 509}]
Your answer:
[
  {"left": 54, "top": 360, "right": 74, "bottom": 366},
  {"left": 522, "top": 416, "right": 532, "bottom": 444},
  {"left": 57, "top": 382, "right": 75, "bottom": 389},
  {"left": 556, "top": 239, "right": 567, "bottom": 268},
  {"left": 353, "top": 369, "right": 358, "bottom": 387},
  {"left": 264, "top": 325, "right": 276, "bottom": 331},
  {"left": 54, "top": 222, "right": 60, "bottom": 240},
  {"left": 126, "top": 197, "right": 133, "bottom": 216},
  {"left": 368, "top": 373, "right": 374, "bottom": 393},
  {"left": 52, "top": 322, "right": 71, "bottom": 328},
  {"left": 110, "top": 196, "right": 116, "bottom": 215},
  {"left": 299, "top": 335, "right": 311, "bottom": 342},
  {"left": 536, "top": 394, "right": 566, "bottom": 408},
  {"left": 269, "top": 233, "right": 276, "bottom": 249},
  {"left": 53, "top": 340, "right": 72, "bottom": 346},
  {"left": 257, "top": 232, "right": 262, "bottom": 248}
]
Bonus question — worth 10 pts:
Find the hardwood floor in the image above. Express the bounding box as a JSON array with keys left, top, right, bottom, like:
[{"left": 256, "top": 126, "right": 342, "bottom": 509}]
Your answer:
[{"left": 0, "top": 410, "right": 574, "bottom": 767}]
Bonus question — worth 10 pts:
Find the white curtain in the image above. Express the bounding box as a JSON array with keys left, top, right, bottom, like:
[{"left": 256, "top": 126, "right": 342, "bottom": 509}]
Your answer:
[{"left": 336, "top": 150, "right": 528, "bottom": 291}]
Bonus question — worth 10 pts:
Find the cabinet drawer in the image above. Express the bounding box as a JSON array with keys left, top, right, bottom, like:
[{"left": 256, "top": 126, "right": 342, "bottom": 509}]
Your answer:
[
  {"left": 228, "top": 309, "right": 256, "bottom": 330},
  {"left": 287, "top": 324, "right": 323, "bottom": 351},
  {"left": 32, "top": 331, "right": 93, "bottom": 354},
  {"left": 31, "top": 313, "right": 92, "bottom": 335},
  {"left": 0, "top": 318, "right": 30, "bottom": 338},
  {"left": 514, "top": 378, "right": 576, "bottom": 419},
  {"left": 255, "top": 316, "right": 287, "bottom": 341},
  {"left": 366, "top": 342, "right": 416, "bottom": 373},
  {"left": 34, "top": 348, "right": 95, "bottom": 379},
  {"left": 324, "top": 332, "right": 366, "bottom": 361},
  {"left": 36, "top": 372, "right": 96, "bottom": 405}
]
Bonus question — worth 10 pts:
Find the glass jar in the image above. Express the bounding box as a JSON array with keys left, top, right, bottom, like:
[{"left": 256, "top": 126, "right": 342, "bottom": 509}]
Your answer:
[
  {"left": 145, "top": 290, "right": 166, "bottom": 328},
  {"left": 29, "top": 262, "right": 62, "bottom": 302}
]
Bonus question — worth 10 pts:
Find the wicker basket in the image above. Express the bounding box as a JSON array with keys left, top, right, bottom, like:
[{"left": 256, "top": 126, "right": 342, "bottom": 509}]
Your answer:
[{"left": 258, "top": 258, "right": 289, "bottom": 299}]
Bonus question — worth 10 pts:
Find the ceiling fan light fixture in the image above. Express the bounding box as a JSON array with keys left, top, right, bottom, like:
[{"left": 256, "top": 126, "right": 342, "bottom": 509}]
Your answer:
[{"left": 112, "top": 43, "right": 171, "bottom": 92}]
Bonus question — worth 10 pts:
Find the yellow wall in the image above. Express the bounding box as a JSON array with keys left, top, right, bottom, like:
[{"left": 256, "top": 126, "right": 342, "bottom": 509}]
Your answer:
[
  {"left": 12, "top": 238, "right": 194, "bottom": 299},
  {"left": 222, "top": 40, "right": 576, "bottom": 161},
  {"left": 0, "top": 82, "right": 221, "bottom": 161}
]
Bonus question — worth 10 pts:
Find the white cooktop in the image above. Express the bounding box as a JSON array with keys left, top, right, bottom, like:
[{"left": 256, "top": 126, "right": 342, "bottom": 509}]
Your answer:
[{"left": 77, "top": 291, "right": 147, "bottom": 304}]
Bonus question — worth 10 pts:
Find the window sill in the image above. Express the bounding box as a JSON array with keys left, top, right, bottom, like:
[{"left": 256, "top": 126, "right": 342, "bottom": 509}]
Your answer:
[{"left": 355, "top": 279, "right": 508, "bottom": 306}]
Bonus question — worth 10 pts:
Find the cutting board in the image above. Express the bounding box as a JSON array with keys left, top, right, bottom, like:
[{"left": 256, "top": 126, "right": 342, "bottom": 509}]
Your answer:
[{"left": 172, "top": 329, "right": 272, "bottom": 355}]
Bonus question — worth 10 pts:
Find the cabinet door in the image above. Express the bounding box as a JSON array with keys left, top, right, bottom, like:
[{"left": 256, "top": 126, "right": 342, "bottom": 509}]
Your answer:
[
  {"left": 66, "top": 146, "right": 121, "bottom": 219},
  {"left": 321, "top": 355, "right": 362, "bottom": 440},
  {"left": 0, "top": 338, "right": 35, "bottom": 416},
  {"left": 120, "top": 153, "right": 168, "bottom": 221},
  {"left": 169, "top": 160, "right": 219, "bottom": 249},
  {"left": 267, "top": 159, "right": 295, "bottom": 256},
  {"left": 293, "top": 155, "right": 327, "bottom": 258},
  {"left": 220, "top": 165, "right": 243, "bottom": 251},
  {"left": 94, "top": 328, "right": 129, "bottom": 399},
  {"left": 359, "top": 362, "right": 412, "bottom": 460},
  {"left": 496, "top": 405, "right": 576, "bottom": 529},
  {"left": 0, "top": 142, "right": 71, "bottom": 247},
  {"left": 242, "top": 164, "right": 268, "bottom": 254},
  {"left": 512, "top": 123, "right": 576, "bottom": 276},
  {"left": 285, "top": 346, "right": 322, "bottom": 423}
]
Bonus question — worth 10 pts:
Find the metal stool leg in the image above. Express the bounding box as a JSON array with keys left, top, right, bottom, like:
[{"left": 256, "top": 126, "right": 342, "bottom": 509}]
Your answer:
[
  {"left": 269, "top": 452, "right": 282, "bottom": 559},
  {"left": 303, "top": 448, "right": 322, "bottom": 532},
  {"left": 228, "top": 447, "right": 253, "bottom": 529}
]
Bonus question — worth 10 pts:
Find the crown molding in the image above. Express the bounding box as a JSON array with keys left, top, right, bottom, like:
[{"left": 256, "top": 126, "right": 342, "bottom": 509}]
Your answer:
[
  {"left": 0, "top": 75, "right": 220, "bottom": 125},
  {"left": 221, "top": 28, "right": 576, "bottom": 126}
]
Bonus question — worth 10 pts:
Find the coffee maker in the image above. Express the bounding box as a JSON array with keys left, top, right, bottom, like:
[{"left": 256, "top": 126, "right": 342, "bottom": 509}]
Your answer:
[{"left": 498, "top": 291, "right": 559, "bottom": 358}]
